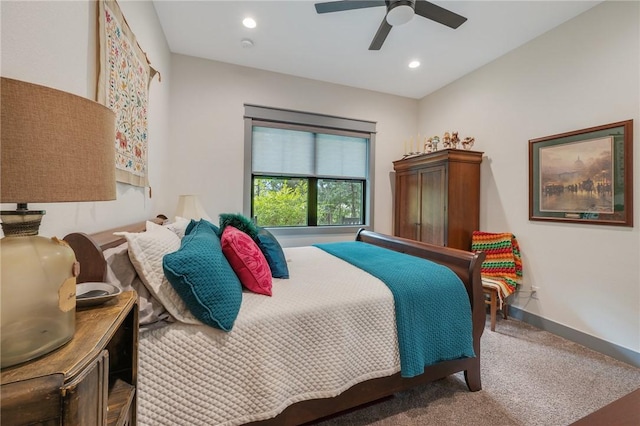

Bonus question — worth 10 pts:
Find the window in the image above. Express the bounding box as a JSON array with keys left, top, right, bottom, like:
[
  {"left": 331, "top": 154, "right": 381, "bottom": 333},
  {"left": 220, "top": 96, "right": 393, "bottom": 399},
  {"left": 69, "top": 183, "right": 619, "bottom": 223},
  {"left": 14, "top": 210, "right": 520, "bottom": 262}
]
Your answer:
[{"left": 244, "top": 105, "right": 376, "bottom": 233}]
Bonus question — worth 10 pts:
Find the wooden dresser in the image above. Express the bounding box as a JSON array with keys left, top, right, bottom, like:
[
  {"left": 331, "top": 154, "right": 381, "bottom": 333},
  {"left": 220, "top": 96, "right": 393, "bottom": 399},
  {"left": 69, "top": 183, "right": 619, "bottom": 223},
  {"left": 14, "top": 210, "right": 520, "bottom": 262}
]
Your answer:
[
  {"left": 1, "top": 291, "right": 138, "bottom": 426},
  {"left": 393, "top": 149, "right": 483, "bottom": 251}
]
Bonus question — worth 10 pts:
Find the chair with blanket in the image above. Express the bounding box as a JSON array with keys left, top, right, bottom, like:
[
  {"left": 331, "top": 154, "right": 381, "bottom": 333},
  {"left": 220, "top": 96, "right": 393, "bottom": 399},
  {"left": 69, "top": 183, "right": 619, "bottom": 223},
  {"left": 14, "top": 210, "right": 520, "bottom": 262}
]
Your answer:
[{"left": 471, "top": 231, "right": 523, "bottom": 331}]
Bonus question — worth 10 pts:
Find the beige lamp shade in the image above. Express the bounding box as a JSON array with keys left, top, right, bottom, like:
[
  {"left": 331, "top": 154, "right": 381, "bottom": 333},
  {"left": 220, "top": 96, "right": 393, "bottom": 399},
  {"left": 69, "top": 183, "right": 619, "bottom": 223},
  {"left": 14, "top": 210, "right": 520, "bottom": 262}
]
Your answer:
[
  {"left": 175, "top": 195, "right": 212, "bottom": 221},
  {"left": 1, "top": 77, "right": 116, "bottom": 203}
]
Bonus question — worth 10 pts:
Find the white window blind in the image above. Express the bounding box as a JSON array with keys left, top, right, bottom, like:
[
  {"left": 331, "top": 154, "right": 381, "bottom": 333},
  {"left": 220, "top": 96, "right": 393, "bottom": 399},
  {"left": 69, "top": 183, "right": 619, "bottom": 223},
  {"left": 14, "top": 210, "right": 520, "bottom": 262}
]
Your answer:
[
  {"left": 316, "top": 133, "right": 367, "bottom": 179},
  {"left": 252, "top": 127, "right": 314, "bottom": 175},
  {"left": 252, "top": 127, "right": 368, "bottom": 179}
]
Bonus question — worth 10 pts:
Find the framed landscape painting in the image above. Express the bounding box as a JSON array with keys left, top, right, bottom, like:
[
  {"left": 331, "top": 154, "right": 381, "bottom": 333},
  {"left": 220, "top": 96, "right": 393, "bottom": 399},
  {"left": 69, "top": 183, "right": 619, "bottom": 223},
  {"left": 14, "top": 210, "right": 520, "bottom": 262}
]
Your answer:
[{"left": 529, "top": 120, "right": 633, "bottom": 226}]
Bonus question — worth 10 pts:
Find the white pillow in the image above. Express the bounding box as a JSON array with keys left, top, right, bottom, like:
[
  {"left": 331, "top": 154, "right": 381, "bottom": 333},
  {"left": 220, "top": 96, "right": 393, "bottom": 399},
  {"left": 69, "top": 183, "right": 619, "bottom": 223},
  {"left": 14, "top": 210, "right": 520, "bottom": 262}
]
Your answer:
[
  {"left": 114, "top": 222, "right": 201, "bottom": 324},
  {"left": 164, "top": 216, "right": 191, "bottom": 239}
]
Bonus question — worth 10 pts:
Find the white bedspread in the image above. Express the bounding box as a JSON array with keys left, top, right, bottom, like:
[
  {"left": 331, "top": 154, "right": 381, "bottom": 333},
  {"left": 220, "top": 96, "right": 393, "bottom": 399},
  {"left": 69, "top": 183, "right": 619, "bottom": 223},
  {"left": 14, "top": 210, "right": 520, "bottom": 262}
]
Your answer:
[{"left": 137, "top": 246, "right": 400, "bottom": 426}]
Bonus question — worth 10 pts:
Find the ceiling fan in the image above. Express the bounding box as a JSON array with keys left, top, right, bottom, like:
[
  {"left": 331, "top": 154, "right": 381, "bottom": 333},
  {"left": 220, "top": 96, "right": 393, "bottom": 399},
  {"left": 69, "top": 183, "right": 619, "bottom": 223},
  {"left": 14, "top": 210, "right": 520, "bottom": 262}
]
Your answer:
[{"left": 314, "top": 0, "right": 467, "bottom": 50}]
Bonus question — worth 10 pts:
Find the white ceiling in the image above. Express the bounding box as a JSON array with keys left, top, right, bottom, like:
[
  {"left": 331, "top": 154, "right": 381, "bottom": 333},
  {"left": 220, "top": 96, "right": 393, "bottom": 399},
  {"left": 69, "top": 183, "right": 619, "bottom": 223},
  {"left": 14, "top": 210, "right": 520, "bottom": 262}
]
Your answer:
[{"left": 153, "top": 1, "right": 602, "bottom": 99}]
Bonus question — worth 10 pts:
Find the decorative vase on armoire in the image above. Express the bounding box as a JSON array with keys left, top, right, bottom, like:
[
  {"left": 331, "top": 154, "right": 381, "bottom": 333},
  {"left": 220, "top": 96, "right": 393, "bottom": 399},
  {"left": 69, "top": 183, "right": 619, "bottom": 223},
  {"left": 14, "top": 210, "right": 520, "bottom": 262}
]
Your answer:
[{"left": 393, "top": 149, "right": 483, "bottom": 251}]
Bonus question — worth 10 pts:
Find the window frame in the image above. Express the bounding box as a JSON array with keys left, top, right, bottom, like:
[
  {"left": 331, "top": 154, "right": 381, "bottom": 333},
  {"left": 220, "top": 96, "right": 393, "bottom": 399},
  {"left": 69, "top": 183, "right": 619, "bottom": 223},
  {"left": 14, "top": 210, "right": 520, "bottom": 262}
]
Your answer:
[{"left": 244, "top": 104, "right": 376, "bottom": 236}]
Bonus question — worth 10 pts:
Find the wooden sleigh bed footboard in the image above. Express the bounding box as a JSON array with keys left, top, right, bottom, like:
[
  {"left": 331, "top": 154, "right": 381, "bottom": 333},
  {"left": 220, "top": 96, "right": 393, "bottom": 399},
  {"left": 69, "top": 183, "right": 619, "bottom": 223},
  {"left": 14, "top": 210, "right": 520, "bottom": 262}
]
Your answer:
[{"left": 64, "top": 219, "right": 486, "bottom": 426}]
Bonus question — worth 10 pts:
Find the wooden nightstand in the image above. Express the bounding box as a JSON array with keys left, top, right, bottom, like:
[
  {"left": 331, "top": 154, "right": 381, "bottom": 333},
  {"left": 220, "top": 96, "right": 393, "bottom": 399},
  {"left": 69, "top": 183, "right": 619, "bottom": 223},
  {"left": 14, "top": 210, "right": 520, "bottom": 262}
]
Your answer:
[{"left": 1, "top": 291, "right": 138, "bottom": 426}]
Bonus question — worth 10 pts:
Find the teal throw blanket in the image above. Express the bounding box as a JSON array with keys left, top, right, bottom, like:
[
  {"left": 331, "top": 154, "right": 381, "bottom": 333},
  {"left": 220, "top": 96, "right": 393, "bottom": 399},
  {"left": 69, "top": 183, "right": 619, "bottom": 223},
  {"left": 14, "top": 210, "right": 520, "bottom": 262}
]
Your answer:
[{"left": 314, "top": 241, "right": 475, "bottom": 378}]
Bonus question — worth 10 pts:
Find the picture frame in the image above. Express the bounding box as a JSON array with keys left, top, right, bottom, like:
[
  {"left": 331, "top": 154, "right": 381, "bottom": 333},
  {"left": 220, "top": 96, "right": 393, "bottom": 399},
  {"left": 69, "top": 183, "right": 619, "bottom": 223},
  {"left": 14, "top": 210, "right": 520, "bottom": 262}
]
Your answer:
[{"left": 529, "top": 120, "right": 633, "bottom": 226}]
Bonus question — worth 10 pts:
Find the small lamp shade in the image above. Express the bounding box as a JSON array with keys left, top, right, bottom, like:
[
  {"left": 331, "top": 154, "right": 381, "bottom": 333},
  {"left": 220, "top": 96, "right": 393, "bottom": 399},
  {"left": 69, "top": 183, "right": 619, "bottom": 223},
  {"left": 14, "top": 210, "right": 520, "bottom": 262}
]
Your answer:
[
  {"left": 0, "top": 77, "right": 116, "bottom": 368},
  {"left": 175, "top": 195, "right": 212, "bottom": 221}
]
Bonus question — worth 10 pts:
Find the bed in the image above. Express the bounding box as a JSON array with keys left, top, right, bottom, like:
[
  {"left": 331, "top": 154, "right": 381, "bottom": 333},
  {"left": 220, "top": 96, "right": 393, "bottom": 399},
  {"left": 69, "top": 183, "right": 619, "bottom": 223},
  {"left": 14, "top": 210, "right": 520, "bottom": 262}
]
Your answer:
[{"left": 64, "top": 216, "right": 486, "bottom": 426}]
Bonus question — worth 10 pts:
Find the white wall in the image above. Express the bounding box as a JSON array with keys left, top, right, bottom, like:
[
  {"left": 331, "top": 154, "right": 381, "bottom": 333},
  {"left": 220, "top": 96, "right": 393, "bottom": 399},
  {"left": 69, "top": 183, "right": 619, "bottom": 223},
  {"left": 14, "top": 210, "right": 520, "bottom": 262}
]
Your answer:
[
  {"left": 418, "top": 1, "right": 640, "bottom": 354},
  {"left": 0, "top": 0, "right": 172, "bottom": 237},
  {"left": 167, "top": 54, "right": 417, "bottom": 246}
]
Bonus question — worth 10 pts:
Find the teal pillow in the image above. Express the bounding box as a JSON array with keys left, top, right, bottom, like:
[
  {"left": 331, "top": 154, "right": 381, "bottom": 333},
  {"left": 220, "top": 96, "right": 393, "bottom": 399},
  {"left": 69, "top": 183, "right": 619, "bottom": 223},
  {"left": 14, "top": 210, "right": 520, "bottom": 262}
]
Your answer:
[
  {"left": 219, "top": 213, "right": 259, "bottom": 240},
  {"left": 256, "top": 228, "right": 289, "bottom": 279},
  {"left": 185, "top": 218, "right": 219, "bottom": 236},
  {"left": 163, "top": 220, "right": 242, "bottom": 331}
]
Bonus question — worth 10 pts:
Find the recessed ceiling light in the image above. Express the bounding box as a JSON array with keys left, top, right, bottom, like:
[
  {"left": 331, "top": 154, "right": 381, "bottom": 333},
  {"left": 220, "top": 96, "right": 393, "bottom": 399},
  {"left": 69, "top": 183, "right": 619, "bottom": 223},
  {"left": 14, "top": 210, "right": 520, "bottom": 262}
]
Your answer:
[
  {"left": 408, "top": 60, "right": 420, "bottom": 69},
  {"left": 243, "top": 17, "right": 256, "bottom": 29}
]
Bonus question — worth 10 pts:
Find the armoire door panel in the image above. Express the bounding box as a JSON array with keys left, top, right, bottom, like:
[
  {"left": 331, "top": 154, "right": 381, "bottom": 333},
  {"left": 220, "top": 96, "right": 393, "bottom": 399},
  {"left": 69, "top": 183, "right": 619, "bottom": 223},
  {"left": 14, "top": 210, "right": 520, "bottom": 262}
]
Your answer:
[
  {"left": 395, "top": 171, "right": 420, "bottom": 240},
  {"left": 420, "top": 166, "right": 446, "bottom": 246}
]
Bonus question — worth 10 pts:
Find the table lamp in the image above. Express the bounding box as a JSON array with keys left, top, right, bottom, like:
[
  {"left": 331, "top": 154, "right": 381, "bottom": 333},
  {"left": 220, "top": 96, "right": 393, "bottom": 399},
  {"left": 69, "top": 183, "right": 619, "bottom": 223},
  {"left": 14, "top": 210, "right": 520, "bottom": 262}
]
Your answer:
[
  {"left": 175, "top": 194, "right": 212, "bottom": 221},
  {"left": 1, "top": 77, "right": 116, "bottom": 368}
]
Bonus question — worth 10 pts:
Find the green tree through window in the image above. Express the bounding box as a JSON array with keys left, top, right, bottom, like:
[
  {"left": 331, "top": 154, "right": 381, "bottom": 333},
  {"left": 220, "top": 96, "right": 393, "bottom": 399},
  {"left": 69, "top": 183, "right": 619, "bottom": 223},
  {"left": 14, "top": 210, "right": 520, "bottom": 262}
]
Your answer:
[
  {"left": 317, "top": 179, "right": 363, "bottom": 226},
  {"left": 253, "top": 178, "right": 308, "bottom": 227}
]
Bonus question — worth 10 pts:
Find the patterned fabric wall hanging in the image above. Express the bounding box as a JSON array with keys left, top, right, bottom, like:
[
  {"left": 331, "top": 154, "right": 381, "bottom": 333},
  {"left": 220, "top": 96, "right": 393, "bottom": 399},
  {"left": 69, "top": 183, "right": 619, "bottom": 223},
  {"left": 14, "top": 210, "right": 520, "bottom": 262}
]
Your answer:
[{"left": 98, "top": 0, "right": 158, "bottom": 187}]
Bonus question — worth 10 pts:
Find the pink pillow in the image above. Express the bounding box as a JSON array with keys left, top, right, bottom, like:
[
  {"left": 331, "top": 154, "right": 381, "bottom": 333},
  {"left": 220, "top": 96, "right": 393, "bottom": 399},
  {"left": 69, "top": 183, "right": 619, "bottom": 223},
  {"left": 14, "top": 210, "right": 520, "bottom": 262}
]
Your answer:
[{"left": 221, "top": 226, "right": 272, "bottom": 296}]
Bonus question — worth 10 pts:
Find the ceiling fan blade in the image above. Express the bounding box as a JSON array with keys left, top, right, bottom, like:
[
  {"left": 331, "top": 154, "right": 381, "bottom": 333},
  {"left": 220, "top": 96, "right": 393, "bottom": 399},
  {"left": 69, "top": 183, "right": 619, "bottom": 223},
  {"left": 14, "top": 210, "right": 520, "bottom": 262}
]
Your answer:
[
  {"left": 315, "top": 1, "right": 386, "bottom": 14},
  {"left": 369, "top": 18, "right": 392, "bottom": 50},
  {"left": 414, "top": 0, "right": 467, "bottom": 29}
]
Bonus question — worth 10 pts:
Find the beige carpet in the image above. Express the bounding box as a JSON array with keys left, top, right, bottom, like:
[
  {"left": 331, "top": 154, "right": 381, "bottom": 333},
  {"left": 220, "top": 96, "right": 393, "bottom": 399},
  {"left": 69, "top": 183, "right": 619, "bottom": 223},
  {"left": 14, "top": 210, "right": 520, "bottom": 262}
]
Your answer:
[{"left": 313, "top": 317, "right": 640, "bottom": 426}]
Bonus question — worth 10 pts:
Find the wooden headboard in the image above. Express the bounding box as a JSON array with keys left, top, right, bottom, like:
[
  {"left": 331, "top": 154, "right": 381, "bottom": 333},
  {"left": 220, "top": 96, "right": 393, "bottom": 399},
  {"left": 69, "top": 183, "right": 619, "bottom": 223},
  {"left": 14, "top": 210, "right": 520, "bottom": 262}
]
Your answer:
[{"left": 63, "top": 215, "right": 167, "bottom": 284}]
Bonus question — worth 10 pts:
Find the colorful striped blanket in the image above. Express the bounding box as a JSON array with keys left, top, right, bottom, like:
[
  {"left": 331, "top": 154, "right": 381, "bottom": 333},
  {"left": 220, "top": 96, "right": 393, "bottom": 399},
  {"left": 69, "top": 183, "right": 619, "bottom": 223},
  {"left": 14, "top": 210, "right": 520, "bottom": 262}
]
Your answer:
[
  {"left": 314, "top": 241, "right": 475, "bottom": 378},
  {"left": 471, "top": 231, "right": 522, "bottom": 305}
]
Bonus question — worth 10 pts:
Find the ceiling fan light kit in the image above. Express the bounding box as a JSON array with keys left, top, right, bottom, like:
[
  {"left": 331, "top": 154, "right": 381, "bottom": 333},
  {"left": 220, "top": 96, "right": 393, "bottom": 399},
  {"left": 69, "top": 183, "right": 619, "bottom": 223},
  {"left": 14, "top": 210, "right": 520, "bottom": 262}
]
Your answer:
[
  {"left": 386, "top": 0, "right": 415, "bottom": 26},
  {"left": 315, "top": 0, "right": 467, "bottom": 50}
]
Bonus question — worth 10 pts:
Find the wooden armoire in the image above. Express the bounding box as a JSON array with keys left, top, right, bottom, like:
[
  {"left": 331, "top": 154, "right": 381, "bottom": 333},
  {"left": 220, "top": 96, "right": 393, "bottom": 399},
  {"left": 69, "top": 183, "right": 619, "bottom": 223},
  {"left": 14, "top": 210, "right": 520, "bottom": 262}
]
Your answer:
[{"left": 393, "top": 149, "right": 483, "bottom": 251}]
